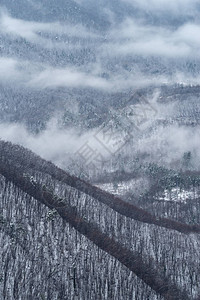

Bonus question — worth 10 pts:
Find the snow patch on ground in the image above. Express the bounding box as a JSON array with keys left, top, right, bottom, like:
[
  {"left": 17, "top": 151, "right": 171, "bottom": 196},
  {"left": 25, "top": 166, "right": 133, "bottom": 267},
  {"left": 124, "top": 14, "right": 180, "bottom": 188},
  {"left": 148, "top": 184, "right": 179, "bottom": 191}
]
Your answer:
[
  {"left": 158, "top": 187, "right": 199, "bottom": 203},
  {"left": 96, "top": 178, "right": 149, "bottom": 196}
]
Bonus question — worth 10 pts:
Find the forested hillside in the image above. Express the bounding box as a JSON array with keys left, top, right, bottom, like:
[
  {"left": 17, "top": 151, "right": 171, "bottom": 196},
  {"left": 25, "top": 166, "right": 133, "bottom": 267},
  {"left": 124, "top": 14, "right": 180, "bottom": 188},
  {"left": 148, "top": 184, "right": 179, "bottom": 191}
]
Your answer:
[{"left": 0, "top": 140, "right": 200, "bottom": 299}]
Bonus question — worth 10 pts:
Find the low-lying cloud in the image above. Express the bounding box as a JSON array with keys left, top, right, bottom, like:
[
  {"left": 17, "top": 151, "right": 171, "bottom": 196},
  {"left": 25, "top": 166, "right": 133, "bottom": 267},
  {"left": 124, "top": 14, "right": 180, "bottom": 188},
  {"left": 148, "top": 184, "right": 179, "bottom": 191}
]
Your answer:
[
  {"left": 105, "top": 19, "right": 200, "bottom": 58},
  {"left": 0, "top": 120, "right": 98, "bottom": 167},
  {"left": 0, "top": 10, "right": 98, "bottom": 48},
  {"left": 1, "top": 7, "right": 200, "bottom": 92},
  {"left": 0, "top": 1, "right": 200, "bottom": 175},
  {"left": 121, "top": 0, "right": 199, "bottom": 15},
  {"left": 0, "top": 57, "right": 112, "bottom": 90},
  {"left": 1, "top": 114, "right": 200, "bottom": 172}
]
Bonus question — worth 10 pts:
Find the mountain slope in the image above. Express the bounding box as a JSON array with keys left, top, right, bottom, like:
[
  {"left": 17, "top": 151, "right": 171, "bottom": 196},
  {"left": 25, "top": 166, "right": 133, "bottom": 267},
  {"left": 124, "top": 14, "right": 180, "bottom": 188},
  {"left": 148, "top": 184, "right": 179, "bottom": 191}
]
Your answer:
[
  {"left": 0, "top": 141, "right": 200, "bottom": 299},
  {"left": 0, "top": 140, "right": 199, "bottom": 234}
]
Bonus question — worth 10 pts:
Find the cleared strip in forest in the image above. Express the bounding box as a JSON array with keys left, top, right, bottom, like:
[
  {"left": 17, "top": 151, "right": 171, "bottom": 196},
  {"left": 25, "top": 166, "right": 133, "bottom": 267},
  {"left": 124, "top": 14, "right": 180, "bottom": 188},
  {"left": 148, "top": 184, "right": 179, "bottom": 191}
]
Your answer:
[
  {"left": 0, "top": 140, "right": 200, "bottom": 234},
  {"left": 0, "top": 161, "right": 189, "bottom": 300}
]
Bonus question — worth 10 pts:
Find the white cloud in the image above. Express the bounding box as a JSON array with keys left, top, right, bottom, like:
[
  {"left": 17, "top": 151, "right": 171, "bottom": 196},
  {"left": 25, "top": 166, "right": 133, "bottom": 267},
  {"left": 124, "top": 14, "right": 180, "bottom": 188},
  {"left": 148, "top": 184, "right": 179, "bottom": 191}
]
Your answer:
[
  {"left": 102, "top": 19, "right": 200, "bottom": 59},
  {"left": 0, "top": 57, "right": 112, "bottom": 90},
  {"left": 1, "top": 112, "right": 200, "bottom": 170},
  {"left": 136, "top": 124, "right": 200, "bottom": 167},
  {"left": 1, "top": 55, "right": 200, "bottom": 93},
  {"left": 0, "top": 58, "right": 21, "bottom": 81},
  {"left": 0, "top": 120, "right": 88, "bottom": 165},
  {"left": 0, "top": 57, "right": 42, "bottom": 85},
  {"left": 1, "top": 8, "right": 200, "bottom": 92},
  {"left": 174, "top": 23, "right": 200, "bottom": 48},
  {"left": 0, "top": 119, "right": 111, "bottom": 168},
  {"left": 121, "top": 0, "right": 199, "bottom": 14},
  {"left": 28, "top": 67, "right": 111, "bottom": 90},
  {"left": 0, "top": 10, "right": 98, "bottom": 48}
]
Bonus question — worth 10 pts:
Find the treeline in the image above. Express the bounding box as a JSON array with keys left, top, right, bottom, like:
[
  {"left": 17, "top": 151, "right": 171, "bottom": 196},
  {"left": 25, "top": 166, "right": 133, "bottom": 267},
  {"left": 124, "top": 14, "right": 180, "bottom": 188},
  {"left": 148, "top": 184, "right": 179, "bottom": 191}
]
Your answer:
[
  {"left": 94, "top": 164, "right": 200, "bottom": 192},
  {"left": 0, "top": 140, "right": 199, "bottom": 234},
  {"left": 0, "top": 159, "right": 189, "bottom": 300}
]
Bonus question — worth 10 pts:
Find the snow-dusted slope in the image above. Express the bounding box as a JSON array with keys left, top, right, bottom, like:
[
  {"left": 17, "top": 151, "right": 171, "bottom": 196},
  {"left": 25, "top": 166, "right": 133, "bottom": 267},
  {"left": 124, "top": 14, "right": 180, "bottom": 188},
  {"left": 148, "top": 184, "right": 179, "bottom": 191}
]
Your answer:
[{"left": 0, "top": 141, "right": 200, "bottom": 299}]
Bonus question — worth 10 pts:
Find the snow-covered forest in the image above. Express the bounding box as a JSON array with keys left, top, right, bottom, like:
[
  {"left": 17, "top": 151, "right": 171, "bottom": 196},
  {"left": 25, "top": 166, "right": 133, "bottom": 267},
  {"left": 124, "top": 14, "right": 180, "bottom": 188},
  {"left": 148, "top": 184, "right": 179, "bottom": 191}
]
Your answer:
[
  {"left": 1, "top": 0, "right": 200, "bottom": 299},
  {"left": 0, "top": 141, "right": 200, "bottom": 299}
]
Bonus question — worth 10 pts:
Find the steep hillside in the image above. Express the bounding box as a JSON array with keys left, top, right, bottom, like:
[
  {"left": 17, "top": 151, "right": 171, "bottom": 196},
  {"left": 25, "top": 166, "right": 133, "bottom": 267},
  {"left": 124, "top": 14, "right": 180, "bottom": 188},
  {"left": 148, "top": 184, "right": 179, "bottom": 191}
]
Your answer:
[{"left": 0, "top": 141, "right": 200, "bottom": 299}]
